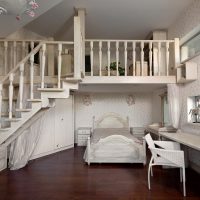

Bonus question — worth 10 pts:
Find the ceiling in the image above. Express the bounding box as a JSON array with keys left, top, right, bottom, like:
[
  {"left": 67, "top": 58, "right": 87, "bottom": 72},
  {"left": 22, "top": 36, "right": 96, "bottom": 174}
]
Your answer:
[
  {"left": 25, "top": 0, "right": 193, "bottom": 40},
  {"left": 0, "top": 0, "right": 63, "bottom": 38}
]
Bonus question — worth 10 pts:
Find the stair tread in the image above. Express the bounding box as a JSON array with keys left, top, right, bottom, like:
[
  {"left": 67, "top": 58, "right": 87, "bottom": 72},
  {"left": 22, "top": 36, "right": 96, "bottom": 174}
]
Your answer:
[
  {"left": 0, "top": 117, "right": 22, "bottom": 122},
  {"left": 27, "top": 99, "right": 42, "bottom": 102},
  {"left": 16, "top": 108, "right": 32, "bottom": 112},
  {"left": 38, "top": 88, "right": 65, "bottom": 92},
  {"left": 0, "top": 128, "right": 10, "bottom": 131}
]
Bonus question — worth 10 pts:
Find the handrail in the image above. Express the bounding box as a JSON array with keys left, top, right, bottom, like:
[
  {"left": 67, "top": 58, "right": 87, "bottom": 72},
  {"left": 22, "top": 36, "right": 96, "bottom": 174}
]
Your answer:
[
  {"left": 85, "top": 39, "right": 175, "bottom": 43},
  {"left": 1, "top": 42, "right": 43, "bottom": 83}
]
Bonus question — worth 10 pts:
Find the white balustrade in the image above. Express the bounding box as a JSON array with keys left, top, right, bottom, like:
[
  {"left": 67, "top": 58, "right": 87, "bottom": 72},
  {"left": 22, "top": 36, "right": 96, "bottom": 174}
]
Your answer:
[
  {"left": 90, "top": 41, "right": 94, "bottom": 76},
  {"left": 166, "top": 42, "right": 169, "bottom": 76},
  {"left": 158, "top": 42, "right": 161, "bottom": 76},
  {"left": 19, "top": 63, "right": 24, "bottom": 109},
  {"left": 57, "top": 43, "right": 62, "bottom": 88},
  {"left": 9, "top": 73, "right": 14, "bottom": 119},
  {"left": 149, "top": 42, "right": 153, "bottom": 76},
  {"left": 116, "top": 41, "right": 119, "bottom": 76},
  {"left": 124, "top": 41, "right": 127, "bottom": 76},
  {"left": 41, "top": 44, "right": 46, "bottom": 89},
  {"left": 99, "top": 41, "right": 102, "bottom": 76},
  {"left": 132, "top": 42, "right": 136, "bottom": 76},
  {"left": 30, "top": 53, "right": 34, "bottom": 100},
  {"left": 107, "top": 41, "right": 110, "bottom": 76},
  {"left": 140, "top": 42, "right": 144, "bottom": 76}
]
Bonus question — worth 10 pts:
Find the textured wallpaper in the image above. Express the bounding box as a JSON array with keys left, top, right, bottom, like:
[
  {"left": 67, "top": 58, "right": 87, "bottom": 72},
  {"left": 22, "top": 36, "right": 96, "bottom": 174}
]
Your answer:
[{"left": 168, "top": 0, "right": 200, "bottom": 169}]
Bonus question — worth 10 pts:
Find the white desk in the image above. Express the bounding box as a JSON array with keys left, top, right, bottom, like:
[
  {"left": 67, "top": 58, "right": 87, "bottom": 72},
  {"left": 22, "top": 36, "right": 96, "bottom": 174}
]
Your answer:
[{"left": 160, "top": 132, "right": 200, "bottom": 151}]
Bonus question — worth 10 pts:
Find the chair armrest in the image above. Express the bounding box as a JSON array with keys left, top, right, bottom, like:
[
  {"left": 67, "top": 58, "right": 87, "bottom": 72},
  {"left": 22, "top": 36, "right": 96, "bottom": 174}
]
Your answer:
[
  {"left": 154, "top": 141, "right": 181, "bottom": 150},
  {"left": 150, "top": 147, "right": 185, "bottom": 167}
]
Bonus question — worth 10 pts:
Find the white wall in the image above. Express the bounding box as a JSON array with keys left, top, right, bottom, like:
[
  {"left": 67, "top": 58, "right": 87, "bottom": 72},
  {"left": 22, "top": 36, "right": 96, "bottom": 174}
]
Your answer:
[
  {"left": 168, "top": 0, "right": 200, "bottom": 172},
  {"left": 75, "top": 92, "right": 154, "bottom": 140}
]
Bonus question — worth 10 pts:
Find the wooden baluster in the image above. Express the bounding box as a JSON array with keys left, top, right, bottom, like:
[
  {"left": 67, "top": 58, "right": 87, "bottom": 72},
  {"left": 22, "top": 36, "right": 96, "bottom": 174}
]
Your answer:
[
  {"left": 166, "top": 42, "right": 169, "bottom": 76},
  {"left": 9, "top": 73, "right": 14, "bottom": 119},
  {"left": 140, "top": 42, "right": 144, "bottom": 76},
  {"left": 174, "top": 38, "right": 180, "bottom": 68},
  {"left": 158, "top": 42, "right": 161, "bottom": 76},
  {"left": 149, "top": 42, "right": 153, "bottom": 76},
  {"left": 132, "top": 42, "right": 136, "bottom": 76},
  {"left": 57, "top": 43, "right": 62, "bottom": 88},
  {"left": 107, "top": 41, "right": 111, "bottom": 76},
  {"left": 116, "top": 41, "right": 119, "bottom": 76},
  {"left": 124, "top": 41, "right": 127, "bottom": 76},
  {"left": 13, "top": 41, "right": 17, "bottom": 69},
  {"left": 90, "top": 41, "right": 93, "bottom": 76},
  {"left": 30, "top": 53, "right": 34, "bottom": 100},
  {"left": 19, "top": 63, "right": 24, "bottom": 109},
  {"left": 0, "top": 84, "right": 2, "bottom": 121},
  {"left": 22, "top": 41, "right": 26, "bottom": 59},
  {"left": 4, "top": 41, "right": 8, "bottom": 75},
  {"left": 41, "top": 44, "right": 46, "bottom": 88},
  {"left": 99, "top": 41, "right": 102, "bottom": 76}
]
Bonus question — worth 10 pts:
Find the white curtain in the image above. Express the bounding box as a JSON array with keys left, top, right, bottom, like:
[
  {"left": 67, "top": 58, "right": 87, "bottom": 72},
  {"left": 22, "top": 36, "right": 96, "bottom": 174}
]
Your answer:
[
  {"left": 167, "top": 84, "right": 181, "bottom": 129},
  {"left": 9, "top": 114, "right": 45, "bottom": 170}
]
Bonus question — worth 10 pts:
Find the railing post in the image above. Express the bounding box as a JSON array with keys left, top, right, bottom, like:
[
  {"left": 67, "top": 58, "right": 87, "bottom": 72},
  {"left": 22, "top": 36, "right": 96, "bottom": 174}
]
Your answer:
[
  {"left": 19, "top": 63, "right": 24, "bottom": 109},
  {"left": 149, "top": 42, "right": 153, "bottom": 76},
  {"left": 116, "top": 41, "right": 119, "bottom": 76},
  {"left": 174, "top": 38, "right": 180, "bottom": 68},
  {"left": 90, "top": 41, "right": 94, "bottom": 76},
  {"left": 124, "top": 41, "right": 127, "bottom": 76},
  {"left": 30, "top": 53, "right": 34, "bottom": 100},
  {"left": 99, "top": 41, "right": 102, "bottom": 76},
  {"left": 107, "top": 41, "right": 110, "bottom": 76},
  {"left": 166, "top": 42, "right": 169, "bottom": 76},
  {"left": 74, "top": 16, "right": 81, "bottom": 79},
  {"left": 132, "top": 42, "right": 136, "bottom": 76},
  {"left": 4, "top": 41, "right": 8, "bottom": 75},
  {"left": 140, "top": 42, "right": 144, "bottom": 76},
  {"left": 158, "top": 42, "right": 161, "bottom": 76},
  {"left": 41, "top": 44, "right": 46, "bottom": 89},
  {"left": 57, "top": 43, "right": 62, "bottom": 88},
  {"left": 9, "top": 73, "right": 14, "bottom": 119}
]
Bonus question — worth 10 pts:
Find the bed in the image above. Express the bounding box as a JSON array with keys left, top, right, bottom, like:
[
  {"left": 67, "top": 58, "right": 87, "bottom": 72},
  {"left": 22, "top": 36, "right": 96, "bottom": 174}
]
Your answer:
[{"left": 84, "top": 113, "right": 146, "bottom": 165}]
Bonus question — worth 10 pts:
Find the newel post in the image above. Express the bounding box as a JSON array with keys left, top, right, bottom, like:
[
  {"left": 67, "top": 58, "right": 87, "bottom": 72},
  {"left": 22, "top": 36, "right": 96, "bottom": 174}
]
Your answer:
[
  {"left": 74, "top": 16, "right": 81, "bottom": 79},
  {"left": 174, "top": 38, "right": 180, "bottom": 68},
  {"left": 9, "top": 73, "right": 14, "bottom": 119},
  {"left": 19, "top": 63, "right": 24, "bottom": 109}
]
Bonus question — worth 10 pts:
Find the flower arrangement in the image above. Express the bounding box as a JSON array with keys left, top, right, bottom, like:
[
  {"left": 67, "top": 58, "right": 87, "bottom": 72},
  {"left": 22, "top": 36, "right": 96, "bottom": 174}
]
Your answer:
[
  {"left": 16, "top": 0, "right": 39, "bottom": 20},
  {"left": 106, "top": 62, "right": 125, "bottom": 76}
]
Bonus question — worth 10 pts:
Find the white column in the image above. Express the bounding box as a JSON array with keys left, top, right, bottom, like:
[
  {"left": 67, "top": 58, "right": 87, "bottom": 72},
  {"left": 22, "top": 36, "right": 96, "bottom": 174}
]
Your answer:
[
  {"left": 41, "top": 44, "right": 46, "bottom": 88},
  {"left": 158, "top": 42, "right": 161, "bottom": 76},
  {"left": 174, "top": 38, "right": 180, "bottom": 68},
  {"left": 19, "top": 63, "right": 24, "bottom": 109},
  {"left": 57, "top": 43, "right": 62, "bottom": 88},
  {"left": 9, "top": 73, "right": 14, "bottom": 119},
  {"left": 166, "top": 42, "right": 169, "bottom": 76},
  {"left": 140, "top": 42, "right": 144, "bottom": 76}
]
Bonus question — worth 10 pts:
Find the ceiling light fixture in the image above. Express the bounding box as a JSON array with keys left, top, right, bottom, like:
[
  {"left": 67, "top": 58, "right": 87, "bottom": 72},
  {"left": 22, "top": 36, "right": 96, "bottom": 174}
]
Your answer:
[{"left": 0, "top": 6, "right": 7, "bottom": 15}]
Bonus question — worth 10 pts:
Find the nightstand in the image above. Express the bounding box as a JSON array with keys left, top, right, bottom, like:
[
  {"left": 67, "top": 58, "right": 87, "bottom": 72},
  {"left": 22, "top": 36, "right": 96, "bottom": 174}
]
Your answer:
[
  {"left": 130, "top": 127, "right": 145, "bottom": 140},
  {"left": 77, "top": 127, "right": 91, "bottom": 146}
]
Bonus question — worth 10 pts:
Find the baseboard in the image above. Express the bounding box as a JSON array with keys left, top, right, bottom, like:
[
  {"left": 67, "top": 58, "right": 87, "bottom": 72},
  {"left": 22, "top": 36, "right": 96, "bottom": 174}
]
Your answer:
[
  {"left": 30, "top": 144, "right": 74, "bottom": 160},
  {"left": 189, "top": 161, "right": 200, "bottom": 174}
]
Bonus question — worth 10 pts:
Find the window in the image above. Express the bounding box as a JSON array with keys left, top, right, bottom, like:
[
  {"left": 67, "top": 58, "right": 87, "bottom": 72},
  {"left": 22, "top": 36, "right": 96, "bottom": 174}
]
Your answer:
[{"left": 187, "top": 95, "right": 200, "bottom": 123}]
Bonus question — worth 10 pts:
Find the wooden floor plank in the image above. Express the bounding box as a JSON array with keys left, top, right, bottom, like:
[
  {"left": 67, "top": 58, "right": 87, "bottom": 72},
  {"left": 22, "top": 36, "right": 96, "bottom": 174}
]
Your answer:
[{"left": 0, "top": 147, "right": 199, "bottom": 200}]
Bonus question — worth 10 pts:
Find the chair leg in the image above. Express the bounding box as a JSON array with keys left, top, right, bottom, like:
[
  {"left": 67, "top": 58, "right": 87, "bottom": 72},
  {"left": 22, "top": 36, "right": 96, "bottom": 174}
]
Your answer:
[
  {"left": 148, "top": 164, "right": 151, "bottom": 190},
  {"left": 150, "top": 166, "right": 153, "bottom": 176},
  {"left": 180, "top": 168, "right": 182, "bottom": 182},
  {"left": 182, "top": 167, "right": 186, "bottom": 197}
]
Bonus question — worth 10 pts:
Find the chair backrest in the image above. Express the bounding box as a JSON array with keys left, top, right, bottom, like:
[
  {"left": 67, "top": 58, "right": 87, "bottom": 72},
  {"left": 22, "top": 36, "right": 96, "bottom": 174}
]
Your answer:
[{"left": 145, "top": 133, "right": 157, "bottom": 160}]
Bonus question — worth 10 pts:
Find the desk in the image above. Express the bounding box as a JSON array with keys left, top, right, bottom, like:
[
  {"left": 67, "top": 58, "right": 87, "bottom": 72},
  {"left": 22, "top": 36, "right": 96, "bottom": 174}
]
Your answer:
[{"left": 160, "top": 132, "right": 200, "bottom": 151}]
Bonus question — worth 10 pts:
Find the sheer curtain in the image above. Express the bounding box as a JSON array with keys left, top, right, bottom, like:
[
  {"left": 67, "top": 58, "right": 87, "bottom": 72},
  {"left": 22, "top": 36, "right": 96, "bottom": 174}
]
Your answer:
[{"left": 167, "top": 84, "right": 181, "bottom": 129}]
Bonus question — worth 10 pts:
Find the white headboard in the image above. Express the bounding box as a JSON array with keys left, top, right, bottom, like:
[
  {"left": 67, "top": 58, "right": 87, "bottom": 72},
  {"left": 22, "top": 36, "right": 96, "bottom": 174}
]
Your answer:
[{"left": 92, "top": 113, "right": 129, "bottom": 130}]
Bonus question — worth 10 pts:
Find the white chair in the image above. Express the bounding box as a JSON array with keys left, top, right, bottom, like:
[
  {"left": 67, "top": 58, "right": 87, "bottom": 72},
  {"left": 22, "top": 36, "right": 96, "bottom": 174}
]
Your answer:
[{"left": 145, "top": 133, "right": 186, "bottom": 196}]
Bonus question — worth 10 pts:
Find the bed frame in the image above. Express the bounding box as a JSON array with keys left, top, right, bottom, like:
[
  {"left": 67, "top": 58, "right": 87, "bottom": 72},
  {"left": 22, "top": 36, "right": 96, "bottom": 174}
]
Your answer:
[{"left": 85, "top": 113, "right": 146, "bottom": 165}]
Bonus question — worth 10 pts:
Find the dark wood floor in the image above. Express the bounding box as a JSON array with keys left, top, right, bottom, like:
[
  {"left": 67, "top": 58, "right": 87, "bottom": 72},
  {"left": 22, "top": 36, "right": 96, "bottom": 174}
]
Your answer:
[{"left": 0, "top": 147, "right": 199, "bottom": 200}]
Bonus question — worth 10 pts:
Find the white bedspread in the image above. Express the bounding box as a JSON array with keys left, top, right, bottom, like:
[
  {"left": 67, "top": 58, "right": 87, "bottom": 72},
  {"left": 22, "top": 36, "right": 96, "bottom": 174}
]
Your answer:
[{"left": 91, "top": 128, "right": 142, "bottom": 144}]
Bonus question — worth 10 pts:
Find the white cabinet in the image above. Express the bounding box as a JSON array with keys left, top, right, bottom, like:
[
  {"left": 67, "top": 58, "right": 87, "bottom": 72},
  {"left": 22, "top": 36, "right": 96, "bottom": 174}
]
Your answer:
[
  {"left": 31, "top": 96, "right": 74, "bottom": 159},
  {"left": 77, "top": 127, "right": 91, "bottom": 146}
]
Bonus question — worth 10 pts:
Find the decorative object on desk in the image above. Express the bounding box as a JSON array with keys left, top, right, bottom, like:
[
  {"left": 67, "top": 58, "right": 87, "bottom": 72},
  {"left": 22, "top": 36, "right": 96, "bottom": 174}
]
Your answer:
[
  {"left": 126, "top": 95, "right": 135, "bottom": 106},
  {"left": 106, "top": 62, "right": 125, "bottom": 76},
  {"left": 82, "top": 95, "right": 92, "bottom": 106},
  {"left": 189, "top": 107, "right": 200, "bottom": 123}
]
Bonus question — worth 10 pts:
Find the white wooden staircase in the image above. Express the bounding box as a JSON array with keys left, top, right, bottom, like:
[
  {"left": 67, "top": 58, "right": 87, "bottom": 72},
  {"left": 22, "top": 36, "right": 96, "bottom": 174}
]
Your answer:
[{"left": 0, "top": 41, "right": 80, "bottom": 146}]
